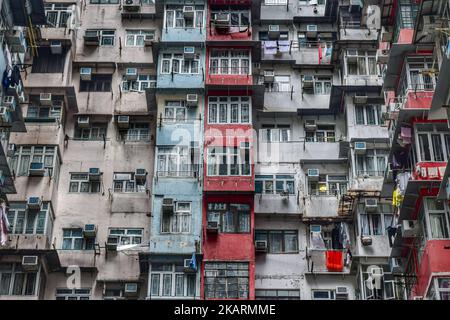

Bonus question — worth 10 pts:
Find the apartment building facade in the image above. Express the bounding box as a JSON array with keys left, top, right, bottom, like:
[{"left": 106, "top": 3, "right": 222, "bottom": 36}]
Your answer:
[{"left": 0, "top": 0, "right": 449, "bottom": 301}]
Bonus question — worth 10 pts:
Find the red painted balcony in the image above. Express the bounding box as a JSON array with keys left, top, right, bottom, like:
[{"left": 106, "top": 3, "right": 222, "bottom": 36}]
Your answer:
[
  {"left": 207, "top": 9, "right": 252, "bottom": 42},
  {"left": 413, "top": 162, "right": 447, "bottom": 181}
]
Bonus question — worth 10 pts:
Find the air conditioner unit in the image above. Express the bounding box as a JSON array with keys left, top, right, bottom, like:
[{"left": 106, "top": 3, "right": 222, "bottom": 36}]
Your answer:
[
  {"left": 124, "top": 283, "right": 138, "bottom": 296},
  {"left": 144, "top": 34, "right": 154, "bottom": 46},
  {"left": 215, "top": 13, "right": 230, "bottom": 29},
  {"left": 117, "top": 115, "right": 130, "bottom": 128},
  {"left": 302, "top": 75, "right": 314, "bottom": 88},
  {"left": 183, "top": 46, "right": 195, "bottom": 60},
  {"left": 347, "top": 49, "right": 358, "bottom": 62},
  {"left": 335, "top": 286, "right": 349, "bottom": 295},
  {"left": 413, "top": 296, "right": 423, "bottom": 300},
  {"left": 80, "top": 67, "right": 92, "bottom": 81},
  {"left": 88, "top": 168, "right": 101, "bottom": 181},
  {"left": 83, "top": 224, "right": 97, "bottom": 238},
  {"left": 125, "top": 68, "right": 138, "bottom": 81},
  {"left": 364, "top": 198, "right": 378, "bottom": 212},
  {"left": 402, "top": 220, "right": 419, "bottom": 238},
  {"left": 186, "top": 94, "right": 198, "bottom": 107},
  {"left": 135, "top": 169, "right": 147, "bottom": 181},
  {"left": 183, "top": 6, "right": 195, "bottom": 18},
  {"left": 50, "top": 40, "right": 62, "bottom": 54},
  {"left": 3, "top": 96, "right": 16, "bottom": 110},
  {"left": 7, "top": 143, "right": 16, "bottom": 157},
  {"left": 40, "top": 93, "right": 52, "bottom": 106},
  {"left": 162, "top": 198, "right": 174, "bottom": 213},
  {"left": 0, "top": 107, "right": 9, "bottom": 124},
  {"left": 106, "top": 236, "right": 119, "bottom": 251},
  {"left": 263, "top": 70, "right": 274, "bottom": 83},
  {"left": 77, "top": 116, "right": 90, "bottom": 128},
  {"left": 255, "top": 240, "right": 268, "bottom": 253},
  {"left": 306, "top": 25, "right": 318, "bottom": 37},
  {"left": 29, "top": 162, "right": 46, "bottom": 176},
  {"left": 389, "top": 257, "right": 403, "bottom": 274},
  {"left": 84, "top": 30, "right": 100, "bottom": 46},
  {"left": 27, "top": 197, "right": 42, "bottom": 210},
  {"left": 304, "top": 119, "right": 317, "bottom": 131},
  {"left": 268, "top": 25, "right": 280, "bottom": 39},
  {"left": 6, "top": 29, "right": 27, "bottom": 53},
  {"left": 353, "top": 95, "right": 368, "bottom": 105},
  {"left": 22, "top": 256, "right": 39, "bottom": 271},
  {"left": 122, "top": 0, "right": 141, "bottom": 12},
  {"left": 206, "top": 220, "right": 219, "bottom": 233},
  {"left": 376, "top": 49, "right": 389, "bottom": 64},
  {"left": 361, "top": 235, "right": 372, "bottom": 246},
  {"left": 183, "top": 259, "right": 196, "bottom": 272},
  {"left": 310, "top": 225, "right": 321, "bottom": 233},
  {"left": 307, "top": 169, "right": 319, "bottom": 181},
  {"left": 354, "top": 141, "right": 366, "bottom": 154}
]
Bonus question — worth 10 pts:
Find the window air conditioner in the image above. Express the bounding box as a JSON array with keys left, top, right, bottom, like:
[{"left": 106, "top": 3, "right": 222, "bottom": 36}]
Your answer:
[
  {"left": 162, "top": 198, "right": 174, "bottom": 213},
  {"left": 354, "top": 141, "right": 367, "bottom": 154},
  {"left": 27, "top": 197, "right": 42, "bottom": 210},
  {"left": 125, "top": 68, "right": 138, "bottom": 81},
  {"left": 84, "top": 30, "right": 100, "bottom": 46},
  {"left": 106, "top": 236, "right": 119, "bottom": 251},
  {"left": 268, "top": 25, "right": 280, "bottom": 39},
  {"left": 88, "top": 168, "right": 101, "bottom": 181},
  {"left": 77, "top": 116, "right": 90, "bottom": 128},
  {"left": 302, "top": 75, "right": 314, "bottom": 88},
  {"left": 183, "top": 6, "right": 195, "bottom": 19},
  {"left": 310, "top": 225, "right": 321, "bottom": 233},
  {"left": 29, "top": 162, "right": 46, "bottom": 176},
  {"left": 144, "top": 34, "right": 154, "bottom": 46},
  {"left": 307, "top": 169, "right": 319, "bottom": 181},
  {"left": 183, "top": 46, "right": 195, "bottom": 60},
  {"left": 80, "top": 67, "right": 92, "bottom": 81},
  {"left": 124, "top": 283, "right": 138, "bottom": 296},
  {"left": 22, "top": 256, "right": 39, "bottom": 271},
  {"left": 255, "top": 240, "right": 268, "bottom": 253},
  {"left": 353, "top": 95, "right": 368, "bottom": 105},
  {"left": 306, "top": 25, "right": 318, "bottom": 37},
  {"left": 186, "top": 94, "right": 198, "bottom": 107},
  {"left": 364, "top": 198, "right": 378, "bottom": 212},
  {"left": 335, "top": 286, "right": 349, "bottom": 295},
  {"left": 135, "top": 169, "right": 147, "bottom": 181},
  {"left": 184, "top": 259, "right": 196, "bottom": 272},
  {"left": 401, "top": 220, "right": 419, "bottom": 238},
  {"left": 40, "top": 93, "right": 52, "bottom": 106},
  {"left": 263, "top": 70, "right": 274, "bottom": 83},
  {"left": 117, "top": 115, "right": 130, "bottom": 128},
  {"left": 50, "top": 40, "right": 62, "bottom": 54},
  {"left": 215, "top": 13, "right": 230, "bottom": 29},
  {"left": 83, "top": 224, "right": 97, "bottom": 238},
  {"left": 206, "top": 220, "right": 219, "bottom": 233},
  {"left": 7, "top": 143, "right": 16, "bottom": 157},
  {"left": 304, "top": 119, "right": 317, "bottom": 131},
  {"left": 122, "top": 0, "right": 141, "bottom": 12}
]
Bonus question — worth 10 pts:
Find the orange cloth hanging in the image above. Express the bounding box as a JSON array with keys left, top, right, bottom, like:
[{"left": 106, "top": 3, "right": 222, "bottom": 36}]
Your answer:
[{"left": 326, "top": 250, "right": 344, "bottom": 272}]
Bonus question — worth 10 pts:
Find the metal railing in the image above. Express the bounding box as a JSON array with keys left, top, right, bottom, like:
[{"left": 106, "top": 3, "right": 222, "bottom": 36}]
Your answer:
[
  {"left": 306, "top": 247, "right": 350, "bottom": 273},
  {"left": 157, "top": 170, "right": 198, "bottom": 178}
]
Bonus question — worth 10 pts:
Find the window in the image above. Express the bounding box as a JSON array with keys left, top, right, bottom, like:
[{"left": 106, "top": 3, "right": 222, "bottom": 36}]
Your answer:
[
  {"left": 309, "top": 76, "right": 332, "bottom": 95},
  {"left": 164, "top": 5, "right": 204, "bottom": 29},
  {"left": 109, "top": 228, "right": 143, "bottom": 245},
  {"left": 308, "top": 175, "right": 348, "bottom": 196},
  {"left": 435, "top": 277, "right": 450, "bottom": 300},
  {"left": 157, "top": 146, "right": 195, "bottom": 177},
  {"left": 211, "top": 10, "right": 250, "bottom": 27},
  {"left": 204, "top": 262, "right": 249, "bottom": 299},
  {"left": 255, "top": 289, "right": 300, "bottom": 300},
  {"left": 150, "top": 263, "right": 196, "bottom": 298},
  {"left": 260, "top": 125, "right": 290, "bottom": 142},
  {"left": 98, "top": 30, "right": 115, "bottom": 46},
  {"left": 422, "top": 197, "right": 450, "bottom": 240},
  {"left": 69, "top": 173, "right": 100, "bottom": 193},
  {"left": 122, "top": 75, "right": 156, "bottom": 92},
  {"left": 305, "top": 125, "right": 335, "bottom": 142},
  {"left": 255, "top": 175, "right": 295, "bottom": 194},
  {"left": 312, "top": 290, "right": 336, "bottom": 300},
  {"left": 113, "top": 172, "right": 147, "bottom": 193},
  {"left": 6, "top": 202, "right": 53, "bottom": 236},
  {"left": 0, "top": 263, "right": 38, "bottom": 296},
  {"left": 362, "top": 268, "right": 396, "bottom": 300},
  {"left": 45, "top": 3, "right": 71, "bottom": 28},
  {"left": 210, "top": 50, "right": 250, "bottom": 75},
  {"left": 208, "top": 97, "right": 251, "bottom": 124},
  {"left": 207, "top": 203, "right": 250, "bottom": 233},
  {"left": 125, "top": 30, "right": 155, "bottom": 47},
  {"left": 264, "top": 76, "right": 291, "bottom": 92},
  {"left": 161, "top": 202, "right": 191, "bottom": 234},
  {"left": 31, "top": 47, "right": 67, "bottom": 73},
  {"left": 161, "top": 53, "right": 200, "bottom": 75},
  {"left": 26, "top": 101, "right": 62, "bottom": 121},
  {"left": 298, "top": 0, "right": 326, "bottom": 5},
  {"left": 79, "top": 74, "right": 112, "bottom": 92},
  {"left": 264, "top": 0, "right": 288, "bottom": 5},
  {"left": 164, "top": 101, "right": 187, "bottom": 122},
  {"left": 346, "top": 50, "right": 378, "bottom": 76},
  {"left": 90, "top": 0, "right": 119, "bottom": 4},
  {"left": 359, "top": 203, "right": 394, "bottom": 236},
  {"left": 56, "top": 288, "right": 91, "bottom": 300},
  {"left": 207, "top": 145, "right": 251, "bottom": 176},
  {"left": 255, "top": 230, "right": 298, "bottom": 253},
  {"left": 119, "top": 123, "right": 150, "bottom": 142},
  {"left": 400, "top": 57, "right": 437, "bottom": 93},
  {"left": 62, "top": 228, "right": 94, "bottom": 250},
  {"left": 356, "top": 149, "right": 388, "bottom": 177},
  {"left": 355, "top": 105, "right": 382, "bottom": 125},
  {"left": 415, "top": 123, "right": 450, "bottom": 162},
  {"left": 74, "top": 122, "right": 108, "bottom": 140},
  {"left": 9, "top": 145, "right": 59, "bottom": 177}
]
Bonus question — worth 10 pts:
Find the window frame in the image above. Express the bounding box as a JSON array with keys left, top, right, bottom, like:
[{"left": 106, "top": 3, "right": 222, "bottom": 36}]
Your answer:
[
  {"left": 204, "top": 262, "right": 249, "bottom": 299},
  {"left": 355, "top": 149, "right": 389, "bottom": 177},
  {"left": 207, "top": 145, "right": 251, "bottom": 177},
  {"left": 9, "top": 145, "right": 58, "bottom": 177},
  {"left": 0, "top": 263, "right": 39, "bottom": 296},
  {"left": 108, "top": 228, "right": 144, "bottom": 245},
  {"left": 164, "top": 5, "right": 205, "bottom": 29},
  {"left": 150, "top": 263, "right": 196, "bottom": 298},
  {"left": 44, "top": 3, "right": 72, "bottom": 28},
  {"left": 207, "top": 96, "right": 251, "bottom": 124},
  {"left": 6, "top": 202, "right": 54, "bottom": 236},
  {"left": 112, "top": 172, "right": 147, "bottom": 193},
  {"left": 68, "top": 173, "right": 101, "bottom": 193},
  {"left": 308, "top": 174, "right": 348, "bottom": 196},
  {"left": 209, "top": 49, "right": 251, "bottom": 75},
  {"left": 125, "top": 30, "right": 155, "bottom": 47},
  {"left": 206, "top": 203, "right": 251, "bottom": 234},
  {"left": 255, "top": 174, "right": 295, "bottom": 195},
  {"left": 160, "top": 53, "right": 200, "bottom": 75},
  {"left": 55, "top": 288, "right": 91, "bottom": 300},
  {"left": 161, "top": 202, "right": 192, "bottom": 234},
  {"left": 255, "top": 230, "right": 299, "bottom": 253},
  {"left": 62, "top": 228, "right": 95, "bottom": 250}
]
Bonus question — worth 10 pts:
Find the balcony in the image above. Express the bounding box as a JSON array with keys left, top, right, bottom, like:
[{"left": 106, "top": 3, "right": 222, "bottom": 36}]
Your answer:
[
  {"left": 303, "top": 195, "right": 340, "bottom": 219},
  {"left": 254, "top": 193, "right": 299, "bottom": 215},
  {"left": 1, "top": 234, "right": 51, "bottom": 251},
  {"left": 343, "top": 74, "right": 383, "bottom": 87},
  {"left": 204, "top": 175, "right": 254, "bottom": 192},
  {"left": 156, "top": 118, "right": 202, "bottom": 146},
  {"left": 413, "top": 162, "right": 447, "bottom": 181},
  {"left": 339, "top": 22, "right": 379, "bottom": 41},
  {"left": 110, "top": 192, "right": 151, "bottom": 214},
  {"left": 261, "top": 41, "right": 333, "bottom": 65},
  {"left": 206, "top": 67, "right": 254, "bottom": 87},
  {"left": 305, "top": 248, "right": 351, "bottom": 274},
  {"left": 121, "top": 0, "right": 156, "bottom": 19}
]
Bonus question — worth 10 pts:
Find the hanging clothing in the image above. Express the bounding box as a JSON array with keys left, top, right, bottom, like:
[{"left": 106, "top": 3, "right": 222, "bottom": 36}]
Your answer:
[
  {"left": 386, "top": 226, "right": 397, "bottom": 247},
  {"left": 310, "top": 231, "right": 326, "bottom": 250},
  {"left": 0, "top": 203, "right": 10, "bottom": 247},
  {"left": 278, "top": 40, "right": 290, "bottom": 53},
  {"left": 326, "top": 250, "right": 344, "bottom": 271},
  {"left": 10, "top": 65, "right": 22, "bottom": 87},
  {"left": 396, "top": 172, "right": 411, "bottom": 195},
  {"left": 5, "top": 45, "right": 12, "bottom": 70},
  {"left": 263, "top": 41, "right": 277, "bottom": 55},
  {"left": 392, "top": 188, "right": 403, "bottom": 208},
  {"left": 339, "top": 222, "right": 351, "bottom": 249},
  {"left": 2, "top": 70, "right": 10, "bottom": 91}
]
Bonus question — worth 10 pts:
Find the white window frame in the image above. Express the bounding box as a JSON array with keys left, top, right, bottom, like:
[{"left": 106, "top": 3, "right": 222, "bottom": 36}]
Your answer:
[
  {"left": 161, "top": 202, "right": 192, "bottom": 234},
  {"left": 207, "top": 145, "right": 251, "bottom": 177},
  {"left": 204, "top": 262, "right": 249, "bottom": 299},
  {"left": 260, "top": 124, "right": 291, "bottom": 142},
  {"left": 355, "top": 105, "right": 382, "bottom": 125},
  {"left": 161, "top": 53, "right": 200, "bottom": 74},
  {"left": 358, "top": 203, "right": 395, "bottom": 236},
  {"left": 422, "top": 197, "right": 450, "bottom": 240},
  {"left": 68, "top": 173, "right": 101, "bottom": 193},
  {"left": 0, "top": 263, "right": 39, "bottom": 296},
  {"left": 255, "top": 174, "right": 295, "bottom": 194},
  {"left": 164, "top": 5, "right": 204, "bottom": 29},
  {"left": 264, "top": 0, "right": 288, "bottom": 5},
  {"left": 156, "top": 146, "right": 194, "bottom": 177},
  {"left": 210, "top": 10, "right": 250, "bottom": 27},
  {"left": 312, "top": 290, "right": 336, "bottom": 300},
  {"left": 308, "top": 174, "right": 348, "bottom": 196},
  {"left": 265, "top": 76, "right": 291, "bottom": 93},
  {"left": 62, "top": 228, "right": 94, "bottom": 250},
  {"left": 414, "top": 123, "right": 450, "bottom": 162},
  {"left": 122, "top": 75, "right": 156, "bottom": 92},
  {"left": 113, "top": 172, "right": 147, "bottom": 193},
  {"left": 355, "top": 149, "right": 389, "bottom": 177},
  {"left": 108, "top": 228, "right": 143, "bottom": 245},
  {"left": 98, "top": 30, "right": 115, "bottom": 46},
  {"left": 150, "top": 263, "right": 197, "bottom": 298},
  {"left": 119, "top": 123, "right": 150, "bottom": 142},
  {"left": 74, "top": 122, "right": 108, "bottom": 141},
  {"left": 305, "top": 125, "right": 336, "bottom": 142},
  {"left": 6, "top": 202, "right": 53, "bottom": 236},
  {"left": 209, "top": 49, "right": 251, "bottom": 75},
  {"left": 44, "top": 3, "right": 72, "bottom": 28},
  {"left": 9, "top": 145, "right": 58, "bottom": 177},
  {"left": 55, "top": 288, "right": 91, "bottom": 300},
  {"left": 164, "top": 101, "right": 187, "bottom": 122},
  {"left": 402, "top": 57, "right": 437, "bottom": 94},
  {"left": 429, "top": 277, "right": 450, "bottom": 300},
  {"left": 125, "top": 30, "right": 155, "bottom": 47},
  {"left": 345, "top": 50, "right": 379, "bottom": 76},
  {"left": 313, "top": 76, "right": 332, "bottom": 95},
  {"left": 208, "top": 96, "right": 251, "bottom": 124}
]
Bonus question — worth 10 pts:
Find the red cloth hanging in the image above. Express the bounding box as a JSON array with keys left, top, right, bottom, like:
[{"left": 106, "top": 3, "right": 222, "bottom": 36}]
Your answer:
[{"left": 326, "top": 250, "right": 343, "bottom": 272}]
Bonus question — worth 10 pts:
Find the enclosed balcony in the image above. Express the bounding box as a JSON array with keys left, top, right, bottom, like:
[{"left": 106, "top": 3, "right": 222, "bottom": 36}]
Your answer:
[
  {"left": 40, "top": 3, "right": 78, "bottom": 44},
  {"left": 306, "top": 248, "right": 351, "bottom": 274},
  {"left": 342, "top": 49, "right": 383, "bottom": 87},
  {"left": 207, "top": 8, "right": 252, "bottom": 43},
  {"left": 120, "top": 0, "right": 156, "bottom": 19}
]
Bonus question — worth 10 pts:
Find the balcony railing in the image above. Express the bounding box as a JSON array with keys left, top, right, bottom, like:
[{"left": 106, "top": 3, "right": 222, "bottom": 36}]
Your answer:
[
  {"left": 306, "top": 248, "right": 351, "bottom": 273},
  {"left": 356, "top": 170, "right": 385, "bottom": 177},
  {"left": 209, "top": 66, "right": 251, "bottom": 76},
  {"left": 157, "top": 170, "right": 198, "bottom": 178}
]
